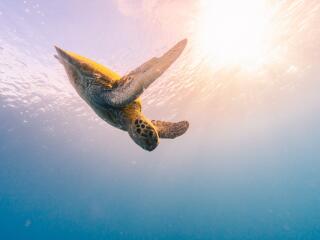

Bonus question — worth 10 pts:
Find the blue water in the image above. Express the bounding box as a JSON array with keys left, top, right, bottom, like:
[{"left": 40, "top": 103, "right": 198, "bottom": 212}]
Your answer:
[{"left": 1, "top": 0, "right": 320, "bottom": 239}]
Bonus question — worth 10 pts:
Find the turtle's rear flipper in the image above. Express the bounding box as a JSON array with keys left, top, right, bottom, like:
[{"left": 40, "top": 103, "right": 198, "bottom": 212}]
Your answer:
[
  {"left": 151, "top": 120, "right": 189, "bottom": 139},
  {"left": 100, "top": 39, "right": 188, "bottom": 107}
]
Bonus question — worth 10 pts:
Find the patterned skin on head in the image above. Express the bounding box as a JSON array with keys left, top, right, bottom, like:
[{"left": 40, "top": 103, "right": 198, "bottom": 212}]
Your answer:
[{"left": 128, "top": 116, "right": 159, "bottom": 151}]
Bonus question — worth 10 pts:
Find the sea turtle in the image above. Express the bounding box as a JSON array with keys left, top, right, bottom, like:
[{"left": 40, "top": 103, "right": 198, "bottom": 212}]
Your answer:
[{"left": 55, "top": 39, "right": 189, "bottom": 151}]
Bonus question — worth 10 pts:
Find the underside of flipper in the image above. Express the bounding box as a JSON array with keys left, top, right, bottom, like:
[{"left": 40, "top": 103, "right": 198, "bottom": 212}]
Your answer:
[
  {"left": 151, "top": 120, "right": 189, "bottom": 139},
  {"left": 55, "top": 46, "right": 120, "bottom": 90},
  {"left": 99, "top": 39, "right": 188, "bottom": 107}
]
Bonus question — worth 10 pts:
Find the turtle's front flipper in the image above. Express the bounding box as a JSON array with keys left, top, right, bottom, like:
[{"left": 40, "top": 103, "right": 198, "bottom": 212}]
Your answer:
[
  {"left": 101, "top": 39, "right": 187, "bottom": 107},
  {"left": 151, "top": 120, "right": 189, "bottom": 139}
]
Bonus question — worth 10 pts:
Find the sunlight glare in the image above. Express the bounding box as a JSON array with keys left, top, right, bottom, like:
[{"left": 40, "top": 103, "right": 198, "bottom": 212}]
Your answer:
[{"left": 197, "top": 0, "right": 272, "bottom": 69}]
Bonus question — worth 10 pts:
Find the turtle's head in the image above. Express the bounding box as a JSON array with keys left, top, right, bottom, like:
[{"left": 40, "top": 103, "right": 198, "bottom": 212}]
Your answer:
[{"left": 128, "top": 116, "right": 159, "bottom": 151}]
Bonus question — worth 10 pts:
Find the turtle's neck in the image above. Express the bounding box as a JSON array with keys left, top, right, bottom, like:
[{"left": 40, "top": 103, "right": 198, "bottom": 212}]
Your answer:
[{"left": 122, "top": 101, "right": 143, "bottom": 129}]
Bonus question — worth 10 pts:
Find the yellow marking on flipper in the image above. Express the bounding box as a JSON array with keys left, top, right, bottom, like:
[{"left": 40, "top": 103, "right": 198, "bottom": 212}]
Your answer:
[
  {"left": 59, "top": 47, "right": 142, "bottom": 105},
  {"left": 66, "top": 50, "right": 143, "bottom": 105},
  {"left": 65, "top": 50, "right": 121, "bottom": 81}
]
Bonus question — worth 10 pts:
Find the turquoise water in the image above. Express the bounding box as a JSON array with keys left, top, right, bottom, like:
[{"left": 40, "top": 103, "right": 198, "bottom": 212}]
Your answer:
[{"left": 1, "top": 1, "right": 320, "bottom": 239}]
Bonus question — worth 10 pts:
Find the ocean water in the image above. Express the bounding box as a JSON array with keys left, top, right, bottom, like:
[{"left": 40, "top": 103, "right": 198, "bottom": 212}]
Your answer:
[{"left": 1, "top": 0, "right": 320, "bottom": 239}]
